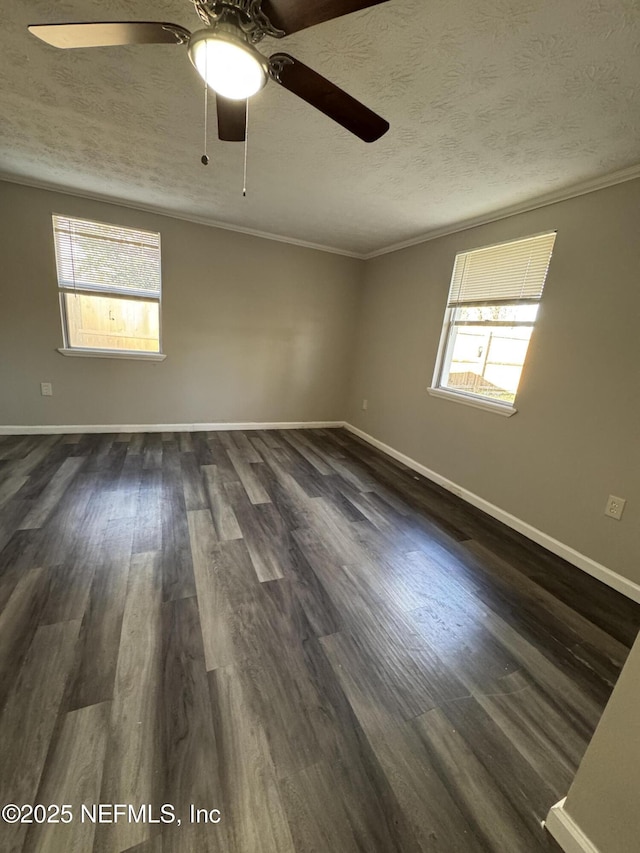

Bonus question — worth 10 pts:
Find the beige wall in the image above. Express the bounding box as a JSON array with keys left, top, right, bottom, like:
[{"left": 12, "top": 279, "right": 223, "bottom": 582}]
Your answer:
[
  {"left": 560, "top": 631, "right": 640, "bottom": 852},
  {"left": 2, "top": 178, "right": 638, "bottom": 585},
  {"left": 347, "top": 179, "right": 640, "bottom": 584},
  {"left": 0, "top": 181, "right": 362, "bottom": 426}
]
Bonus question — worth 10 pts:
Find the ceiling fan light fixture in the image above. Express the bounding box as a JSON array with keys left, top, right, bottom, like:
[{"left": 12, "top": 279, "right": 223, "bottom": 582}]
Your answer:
[{"left": 188, "top": 27, "right": 268, "bottom": 101}]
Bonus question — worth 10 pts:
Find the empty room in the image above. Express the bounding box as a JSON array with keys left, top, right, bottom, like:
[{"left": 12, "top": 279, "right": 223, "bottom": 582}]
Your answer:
[{"left": 1, "top": 2, "right": 639, "bottom": 852}]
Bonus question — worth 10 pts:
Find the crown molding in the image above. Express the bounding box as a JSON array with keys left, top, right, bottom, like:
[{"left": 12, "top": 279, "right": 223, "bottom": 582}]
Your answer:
[
  {"left": 363, "top": 163, "right": 640, "bottom": 259},
  {"left": 3, "top": 162, "right": 640, "bottom": 262},
  {"left": 0, "top": 173, "right": 363, "bottom": 260}
]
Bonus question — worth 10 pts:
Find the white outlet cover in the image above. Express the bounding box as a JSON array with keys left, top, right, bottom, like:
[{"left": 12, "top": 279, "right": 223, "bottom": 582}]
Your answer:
[
  {"left": 605, "top": 495, "right": 626, "bottom": 520},
  {"left": 40, "top": 382, "right": 53, "bottom": 396}
]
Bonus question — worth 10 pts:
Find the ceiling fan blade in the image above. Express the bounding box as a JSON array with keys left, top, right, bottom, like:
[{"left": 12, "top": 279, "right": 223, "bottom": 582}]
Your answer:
[
  {"left": 261, "top": 0, "right": 389, "bottom": 35},
  {"left": 27, "top": 22, "right": 191, "bottom": 49},
  {"left": 270, "top": 54, "right": 389, "bottom": 143},
  {"left": 216, "top": 96, "right": 247, "bottom": 142}
]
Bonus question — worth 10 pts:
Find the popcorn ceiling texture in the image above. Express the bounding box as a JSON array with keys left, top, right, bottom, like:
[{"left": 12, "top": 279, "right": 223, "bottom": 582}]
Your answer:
[{"left": 2, "top": 0, "right": 639, "bottom": 254}]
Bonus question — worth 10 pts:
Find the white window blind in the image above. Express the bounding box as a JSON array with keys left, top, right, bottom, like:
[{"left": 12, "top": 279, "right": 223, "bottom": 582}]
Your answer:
[
  {"left": 448, "top": 232, "right": 556, "bottom": 306},
  {"left": 52, "top": 215, "right": 161, "bottom": 299}
]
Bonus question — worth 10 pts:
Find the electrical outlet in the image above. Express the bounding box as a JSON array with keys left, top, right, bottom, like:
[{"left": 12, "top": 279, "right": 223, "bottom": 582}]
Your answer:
[
  {"left": 362, "top": 399, "right": 368, "bottom": 411},
  {"left": 605, "top": 495, "right": 626, "bottom": 521},
  {"left": 40, "top": 382, "right": 53, "bottom": 397}
]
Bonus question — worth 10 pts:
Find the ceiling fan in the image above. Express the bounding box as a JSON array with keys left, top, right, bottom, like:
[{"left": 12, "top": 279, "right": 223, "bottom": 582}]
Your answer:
[{"left": 28, "top": 0, "right": 390, "bottom": 144}]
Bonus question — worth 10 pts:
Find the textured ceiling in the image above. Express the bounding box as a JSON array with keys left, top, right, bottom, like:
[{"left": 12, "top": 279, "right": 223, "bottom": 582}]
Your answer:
[{"left": 1, "top": 0, "right": 640, "bottom": 255}]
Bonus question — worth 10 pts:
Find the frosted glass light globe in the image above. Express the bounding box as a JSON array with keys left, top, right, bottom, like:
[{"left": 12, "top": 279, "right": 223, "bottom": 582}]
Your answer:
[{"left": 189, "top": 30, "right": 267, "bottom": 100}]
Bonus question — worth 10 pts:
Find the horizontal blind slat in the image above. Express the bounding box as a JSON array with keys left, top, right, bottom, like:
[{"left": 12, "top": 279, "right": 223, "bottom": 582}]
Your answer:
[
  {"left": 448, "top": 232, "right": 556, "bottom": 306},
  {"left": 52, "top": 215, "right": 161, "bottom": 296}
]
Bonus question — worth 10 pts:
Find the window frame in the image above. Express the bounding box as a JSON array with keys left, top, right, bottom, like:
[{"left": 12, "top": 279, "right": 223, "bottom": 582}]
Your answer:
[
  {"left": 429, "top": 232, "right": 555, "bottom": 416},
  {"left": 52, "top": 213, "right": 166, "bottom": 361}
]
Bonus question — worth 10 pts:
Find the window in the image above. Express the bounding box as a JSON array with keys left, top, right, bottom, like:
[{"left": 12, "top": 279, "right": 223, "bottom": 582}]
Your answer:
[
  {"left": 430, "top": 231, "right": 556, "bottom": 414},
  {"left": 52, "top": 215, "right": 164, "bottom": 359}
]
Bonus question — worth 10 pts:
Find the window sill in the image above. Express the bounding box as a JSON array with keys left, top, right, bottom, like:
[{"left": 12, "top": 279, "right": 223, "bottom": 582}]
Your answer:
[
  {"left": 57, "top": 348, "right": 166, "bottom": 362},
  {"left": 427, "top": 386, "right": 517, "bottom": 417}
]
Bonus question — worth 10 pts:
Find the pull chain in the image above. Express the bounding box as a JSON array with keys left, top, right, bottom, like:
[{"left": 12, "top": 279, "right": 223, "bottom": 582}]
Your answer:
[
  {"left": 201, "top": 77, "right": 209, "bottom": 165},
  {"left": 242, "top": 98, "right": 249, "bottom": 197}
]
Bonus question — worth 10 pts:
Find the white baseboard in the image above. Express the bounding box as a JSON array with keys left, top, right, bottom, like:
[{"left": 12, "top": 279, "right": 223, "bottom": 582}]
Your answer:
[
  {"left": 344, "top": 423, "right": 640, "bottom": 605},
  {"left": 0, "top": 421, "right": 343, "bottom": 435},
  {"left": 544, "top": 799, "right": 602, "bottom": 853}
]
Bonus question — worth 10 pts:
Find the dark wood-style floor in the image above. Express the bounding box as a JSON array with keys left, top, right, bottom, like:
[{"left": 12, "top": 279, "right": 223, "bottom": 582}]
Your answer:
[{"left": 0, "top": 427, "right": 638, "bottom": 853}]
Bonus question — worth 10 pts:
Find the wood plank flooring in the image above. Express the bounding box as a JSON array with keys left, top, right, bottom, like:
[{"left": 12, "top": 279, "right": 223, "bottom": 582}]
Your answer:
[{"left": 0, "top": 427, "right": 638, "bottom": 853}]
